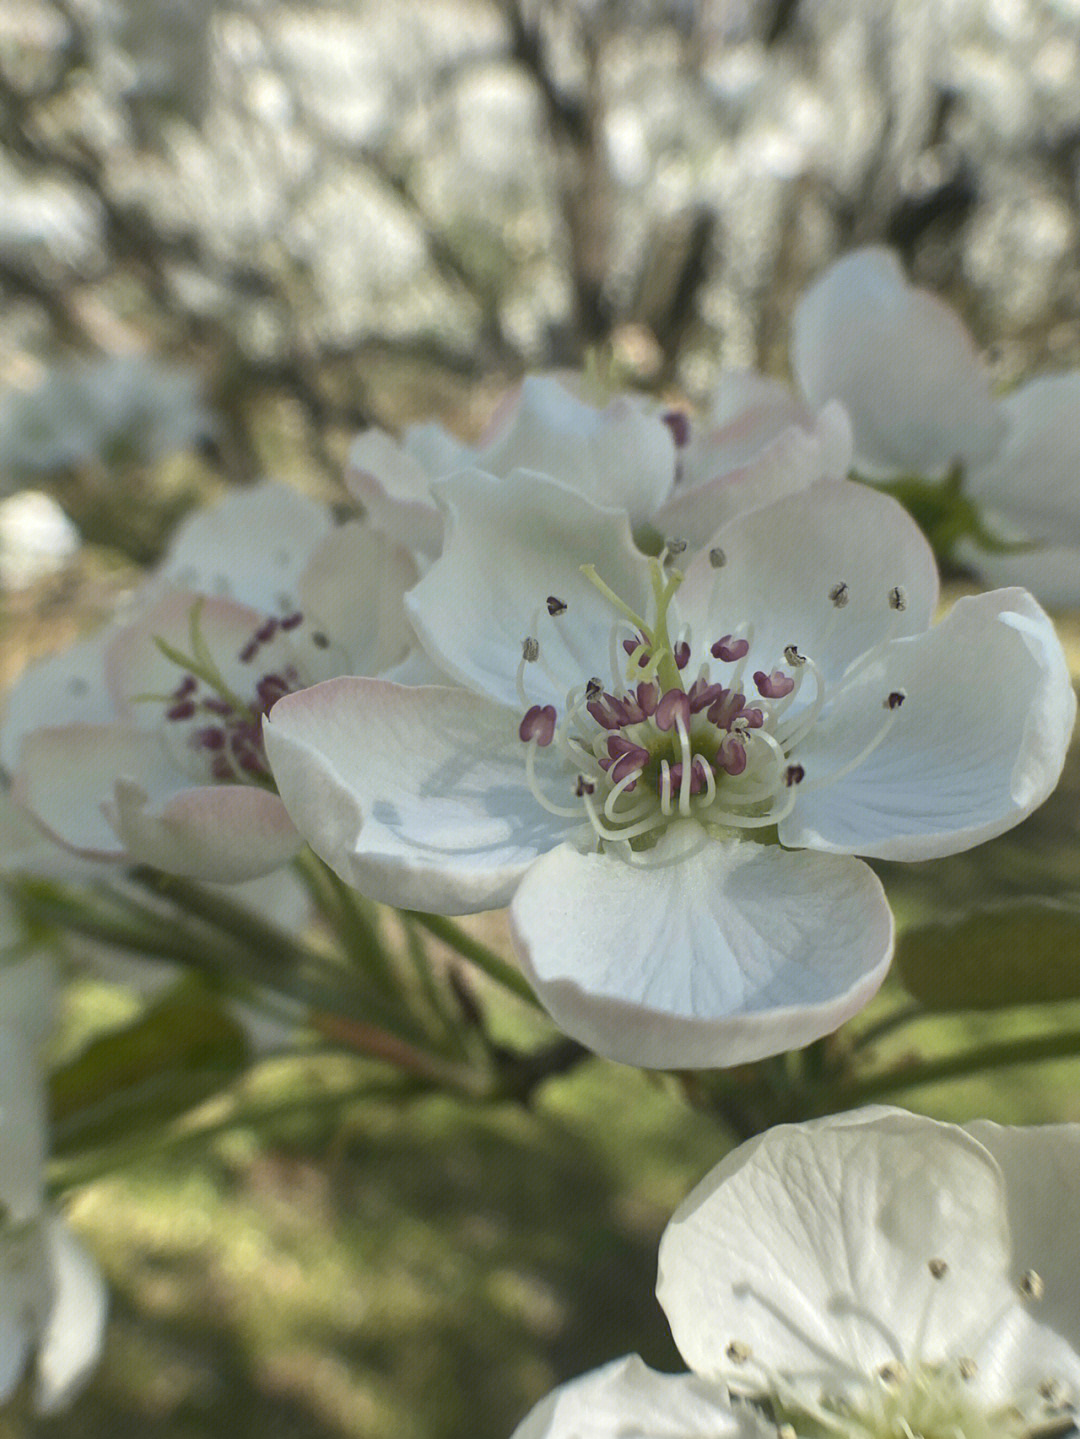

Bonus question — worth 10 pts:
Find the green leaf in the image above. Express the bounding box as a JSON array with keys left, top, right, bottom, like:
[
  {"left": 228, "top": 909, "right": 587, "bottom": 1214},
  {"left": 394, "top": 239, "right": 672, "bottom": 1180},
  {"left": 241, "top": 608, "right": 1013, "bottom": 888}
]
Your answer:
[
  {"left": 896, "top": 896, "right": 1080, "bottom": 1011},
  {"left": 50, "top": 983, "right": 251, "bottom": 1155}
]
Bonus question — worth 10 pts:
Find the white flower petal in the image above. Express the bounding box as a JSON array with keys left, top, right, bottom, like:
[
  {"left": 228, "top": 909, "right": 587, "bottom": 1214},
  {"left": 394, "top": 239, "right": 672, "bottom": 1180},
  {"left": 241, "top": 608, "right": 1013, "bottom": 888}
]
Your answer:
[
  {"left": 677, "top": 480, "right": 938, "bottom": 688},
  {"left": 0, "top": 788, "right": 113, "bottom": 882},
  {"left": 512, "top": 1355, "right": 760, "bottom": 1439},
  {"left": 158, "top": 479, "right": 333, "bottom": 612},
  {"left": 347, "top": 427, "right": 444, "bottom": 556},
  {"left": 34, "top": 1217, "right": 108, "bottom": 1414},
  {"left": 479, "top": 377, "right": 676, "bottom": 526},
  {"left": 1, "top": 632, "right": 115, "bottom": 772},
  {"left": 964, "top": 1120, "right": 1080, "bottom": 1353},
  {"left": 509, "top": 827, "right": 892, "bottom": 1069},
  {"left": 679, "top": 370, "right": 814, "bottom": 485},
  {"left": 781, "top": 588, "right": 1076, "bottom": 860},
  {"left": 966, "top": 375, "right": 1080, "bottom": 542},
  {"left": 960, "top": 538, "right": 1080, "bottom": 611},
  {"left": 296, "top": 521, "right": 418, "bottom": 676},
  {"left": 407, "top": 470, "right": 651, "bottom": 709},
  {"left": 658, "top": 1108, "right": 1014, "bottom": 1384},
  {"left": 106, "top": 776, "right": 300, "bottom": 882},
  {"left": 792, "top": 247, "right": 1005, "bottom": 479},
  {"left": 654, "top": 401, "right": 852, "bottom": 550},
  {"left": 265, "top": 679, "right": 574, "bottom": 913}
]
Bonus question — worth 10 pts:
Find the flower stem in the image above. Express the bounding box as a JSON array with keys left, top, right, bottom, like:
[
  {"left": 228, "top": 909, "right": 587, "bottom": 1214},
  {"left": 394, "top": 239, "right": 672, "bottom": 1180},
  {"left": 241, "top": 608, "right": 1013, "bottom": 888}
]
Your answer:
[{"left": 403, "top": 912, "right": 542, "bottom": 1009}]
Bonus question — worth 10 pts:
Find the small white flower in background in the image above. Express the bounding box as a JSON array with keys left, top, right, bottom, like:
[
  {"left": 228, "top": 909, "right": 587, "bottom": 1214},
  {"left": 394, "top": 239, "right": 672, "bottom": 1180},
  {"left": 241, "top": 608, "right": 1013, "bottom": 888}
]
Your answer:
[
  {"left": 0, "top": 355, "right": 213, "bottom": 485},
  {"left": 791, "top": 246, "right": 1080, "bottom": 608},
  {"left": 0, "top": 902, "right": 107, "bottom": 1413},
  {"left": 347, "top": 372, "right": 851, "bottom": 558},
  {"left": 264, "top": 470, "right": 1074, "bottom": 1068},
  {"left": 0, "top": 491, "right": 79, "bottom": 592},
  {"left": 4, "top": 480, "right": 418, "bottom": 882},
  {"left": 514, "top": 1108, "right": 1080, "bottom": 1439}
]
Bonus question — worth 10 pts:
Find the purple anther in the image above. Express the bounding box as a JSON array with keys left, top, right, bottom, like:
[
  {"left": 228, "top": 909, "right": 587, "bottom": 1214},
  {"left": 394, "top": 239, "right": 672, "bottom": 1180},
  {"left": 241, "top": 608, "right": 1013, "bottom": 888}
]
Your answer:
[
  {"left": 740, "top": 706, "right": 765, "bottom": 729},
  {"left": 711, "top": 635, "right": 749, "bottom": 663},
  {"left": 239, "top": 640, "right": 259, "bottom": 664},
  {"left": 586, "top": 676, "right": 603, "bottom": 699},
  {"left": 546, "top": 595, "right": 567, "bottom": 617},
  {"left": 622, "top": 635, "right": 651, "bottom": 669},
  {"left": 172, "top": 674, "right": 198, "bottom": 700},
  {"left": 655, "top": 688, "right": 692, "bottom": 733},
  {"left": 784, "top": 764, "right": 805, "bottom": 787},
  {"left": 574, "top": 775, "right": 596, "bottom": 797},
  {"left": 587, "top": 693, "right": 630, "bottom": 729},
  {"left": 661, "top": 409, "right": 692, "bottom": 449},
  {"left": 673, "top": 640, "right": 691, "bottom": 670},
  {"left": 254, "top": 618, "right": 279, "bottom": 644},
  {"left": 519, "top": 704, "right": 557, "bottom": 746},
  {"left": 754, "top": 669, "right": 795, "bottom": 699},
  {"left": 705, "top": 687, "right": 740, "bottom": 728},
  {"left": 311, "top": 632, "right": 330, "bottom": 649},
  {"left": 886, "top": 690, "right": 906, "bottom": 710},
  {"left": 667, "top": 755, "right": 711, "bottom": 796},
  {"left": 197, "top": 726, "right": 226, "bottom": 751},
  {"left": 635, "top": 681, "right": 659, "bottom": 717},
  {"left": 203, "top": 696, "right": 233, "bottom": 716},
  {"left": 716, "top": 735, "right": 747, "bottom": 776},
  {"left": 166, "top": 700, "right": 196, "bottom": 721},
  {"left": 211, "top": 755, "right": 233, "bottom": 781},
  {"left": 605, "top": 735, "right": 650, "bottom": 785},
  {"left": 256, "top": 674, "right": 291, "bottom": 708},
  {"left": 688, "top": 678, "right": 724, "bottom": 714},
  {"left": 280, "top": 611, "right": 304, "bottom": 630},
  {"left": 239, "top": 750, "right": 267, "bottom": 775}
]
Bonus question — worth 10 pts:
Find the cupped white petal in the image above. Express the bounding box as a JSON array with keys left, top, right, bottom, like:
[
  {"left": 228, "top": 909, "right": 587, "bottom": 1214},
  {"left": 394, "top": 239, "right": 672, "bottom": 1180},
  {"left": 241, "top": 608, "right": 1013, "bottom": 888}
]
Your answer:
[
  {"left": 1, "top": 632, "right": 115, "bottom": 772},
  {"left": 964, "top": 1121, "right": 1080, "bottom": 1353},
  {"left": 478, "top": 377, "right": 676, "bottom": 525},
  {"left": 658, "top": 1108, "right": 1014, "bottom": 1385},
  {"left": 407, "top": 470, "right": 652, "bottom": 710},
  {"left": 265, "top": 679, "right": 575, "bottom": 914},
  {"left": 654, "top": 401, "right": 852, "bottom": 550},
  {"left": 509, "top": 826, "right": 892, "bottom": 1069},
  {"left": 966, "top": 375, "right": 1080, "bottom": 541},
  {"left": 677, "top": 480, "right": 938, "bottom": 688},
  {"left": 34, "top": 1217, "right": 108, "bottom": 1414},
  {"left": 347, "top": 428, "right": 444, "bottom": 556},
  {"left": 781, "top": 588, "right": 1076, "bottom": 860},
  {"left": 0, "top": 788, "right": 114, "bottom": 882},
  {"left": 296, "top": 521, "right": 419, "bottom": 676},
  {"left": 158, "top": 479, "right": 333, "bottom": 613},
  {"left": 792, "top": 247, "right": 1005, "bottom": 479},
  {"left": 679, "top": 370, "right": 815, "bottom": 486},
  {"left": 106, "top": 776, "right": 301, "bottom": 881},
  {"left": 512, "top": 1355, "right": 762, "bottom": 1439}
]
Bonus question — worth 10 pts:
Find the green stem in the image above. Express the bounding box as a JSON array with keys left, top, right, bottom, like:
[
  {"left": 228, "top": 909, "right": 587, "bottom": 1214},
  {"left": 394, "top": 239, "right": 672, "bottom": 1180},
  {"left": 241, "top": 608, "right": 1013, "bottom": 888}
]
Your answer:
[
  {"left": 817, "top": 1026, "right": 1080, "bottom": 1114},
  {"left": 404, "top": 911, "right": 542, "bottom": 1009},
  {"left": 847, "top": 1001, "right": 926, "bottom": 1056},
  {"left": 292, "top": 850, "right": 399, "bottom": 996}
]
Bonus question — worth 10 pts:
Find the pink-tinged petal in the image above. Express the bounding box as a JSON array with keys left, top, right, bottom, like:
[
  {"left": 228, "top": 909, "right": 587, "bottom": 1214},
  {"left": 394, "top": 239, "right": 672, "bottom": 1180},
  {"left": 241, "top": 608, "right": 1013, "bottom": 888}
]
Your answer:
[
  {"left": 158, "top": 479, "right": 333, "bottom": 613},
  {"left": 509, "top": 826, "right": 892, "bottom": 1069},
  {"left": 104, "top": 589, "right": 267, "bottom": 718},
  {"left": 512, "top": 1355, "right": 761, "bottom": 1439},
  {"left": 781, "top": 588, "right": 1076, "bottom": 860},
  {"left": 407, "top": 470, "right": 652, "bottom": 710},
  {"left": 1, "top": 632, "right": 115, "bottom": 771},
  {"left": 792, "top": 248, "right": 1005, "bottom": 479},
  {"left": 34, "top": 1218, "right": 108, "bottom": 1415},
  {"left": 656, "top": 399, "right": 852, "bottom": 549},
  {"left": 678, "top": 480, "right": 938, "bottom": 688},
  {"left": 679, "top": 370, "right": 815, "bottom": 485},
  {"left": 14, "top": 724, "right": 184, "bottom": 859},
  {"left": 658, "top": 1109, "right": 1015, "bottom": 1384},
  {"left": 296, "top": 521, "right": 419, "bottom": 677},
  {"left": 264, "top": 679, "right": 576, "bottom": 914},
  {"left": 106, "top": 778, "right": 300, "bottom": 882},
  {"left": 963, "top": 1121, "right": 1080, "bottom": 1354},
  {"left": 478, "top": 377, "right": 676, "bottom": 526},
  {"left": 346, "top": 428, "right": 444, "bottom": 556}
]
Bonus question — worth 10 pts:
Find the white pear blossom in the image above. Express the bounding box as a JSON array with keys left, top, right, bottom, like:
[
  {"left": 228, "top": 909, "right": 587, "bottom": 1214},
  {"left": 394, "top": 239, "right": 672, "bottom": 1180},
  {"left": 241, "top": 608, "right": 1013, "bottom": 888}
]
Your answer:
[
  {"left": 263, "top": 470, "right": 1074, "bottom": 1068},
  {"left": 514, "top": 1108, "right": 1080, "bottom": 1439},
  {"left": 791, "top": 246, "right": 1080, "bottom": 608},
  {"left": 4, "top": 481, "right": 417, "bottom": 881},
  {"left": 0, "top": 903, "right": 107, "bottom": 1413},
  {"left": 347, "top": 372, "right": 851, "bottom": 558}
]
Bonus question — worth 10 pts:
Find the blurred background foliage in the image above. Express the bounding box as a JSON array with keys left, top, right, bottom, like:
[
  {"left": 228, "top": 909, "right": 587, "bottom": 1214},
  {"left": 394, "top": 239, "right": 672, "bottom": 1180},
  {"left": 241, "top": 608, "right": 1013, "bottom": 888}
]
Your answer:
[{"left": 3, "top": 0, "right": 1080, "bottom": 1435}]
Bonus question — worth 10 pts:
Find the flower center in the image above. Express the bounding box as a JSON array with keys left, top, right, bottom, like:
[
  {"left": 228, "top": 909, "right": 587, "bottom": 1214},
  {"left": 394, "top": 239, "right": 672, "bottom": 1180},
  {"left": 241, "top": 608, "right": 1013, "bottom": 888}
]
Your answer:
[{"left": 516, "top": 548, "right": 905, "bottom": 858}]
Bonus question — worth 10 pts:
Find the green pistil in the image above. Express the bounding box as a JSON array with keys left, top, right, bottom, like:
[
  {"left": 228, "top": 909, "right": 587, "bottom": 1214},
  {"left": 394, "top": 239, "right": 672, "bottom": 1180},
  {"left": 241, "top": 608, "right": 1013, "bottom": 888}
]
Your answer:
[
  {"left": 149, "top": 599, "right": 256, "bottom": 720},
  {"left": 579, "top": 559, "right": 687, "bottom": 692}
]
